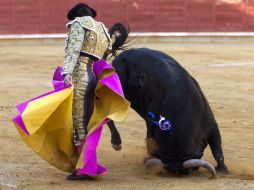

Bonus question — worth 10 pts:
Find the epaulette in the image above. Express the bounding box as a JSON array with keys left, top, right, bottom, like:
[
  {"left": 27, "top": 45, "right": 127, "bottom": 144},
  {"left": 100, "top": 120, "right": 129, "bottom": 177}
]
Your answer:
[
  {"left": 66, "top": 16, "right": 111, "bottom": 42},
  {"left": 66, "top": 16, "right": 96, "bottom": 31}
]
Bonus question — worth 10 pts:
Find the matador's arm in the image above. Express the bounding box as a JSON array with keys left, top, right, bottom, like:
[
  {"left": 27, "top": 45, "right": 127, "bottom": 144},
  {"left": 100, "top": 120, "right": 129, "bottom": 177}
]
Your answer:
[{"left": 61, "top": 22, "right": 85, "bottom": 76}]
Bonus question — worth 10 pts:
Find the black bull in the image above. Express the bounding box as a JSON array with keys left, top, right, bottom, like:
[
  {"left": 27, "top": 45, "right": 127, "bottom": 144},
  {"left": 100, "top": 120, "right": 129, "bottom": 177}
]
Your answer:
[{"left": 108, "top": 48, "right": 228, "bottom": 176}]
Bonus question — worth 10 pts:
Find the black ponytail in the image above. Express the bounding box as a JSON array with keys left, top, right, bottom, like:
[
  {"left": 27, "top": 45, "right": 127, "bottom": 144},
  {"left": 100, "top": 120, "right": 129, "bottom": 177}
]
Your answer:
[{"left": 105, "top": 22, "right": 130, "bottom": 59}]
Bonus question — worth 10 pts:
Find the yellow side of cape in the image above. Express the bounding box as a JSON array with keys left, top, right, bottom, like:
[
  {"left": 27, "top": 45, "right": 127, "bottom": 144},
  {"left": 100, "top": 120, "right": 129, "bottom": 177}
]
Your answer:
[
  {"left": 14, "top": 74, "right": 130, "bottom": 172},
  {"left": 14, "top": 87, "right": 79, "bottom": 172}
]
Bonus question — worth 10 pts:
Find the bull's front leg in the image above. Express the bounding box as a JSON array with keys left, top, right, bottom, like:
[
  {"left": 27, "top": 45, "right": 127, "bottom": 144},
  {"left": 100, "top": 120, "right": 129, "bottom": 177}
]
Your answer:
[
  {"left": 144, "top": 98, "right": 161, "bottom": 157},
  {"left": 145, "top": 120, "right": 157, "bottom": 157},
  {"left": 144, "top": 119, "right": 163, "bottom": 172},
  {"left": 107, "top": 120, "right": 122, "bottom": 151},
  {"left": 143, "top": 99, "right": 164, "bottom": 171}
]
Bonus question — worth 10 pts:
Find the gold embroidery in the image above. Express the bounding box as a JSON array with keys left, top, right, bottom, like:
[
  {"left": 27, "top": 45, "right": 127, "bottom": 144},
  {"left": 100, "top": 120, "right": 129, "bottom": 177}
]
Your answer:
[{"left": 74, "top": 17, "right": 111, "bottom": 59}]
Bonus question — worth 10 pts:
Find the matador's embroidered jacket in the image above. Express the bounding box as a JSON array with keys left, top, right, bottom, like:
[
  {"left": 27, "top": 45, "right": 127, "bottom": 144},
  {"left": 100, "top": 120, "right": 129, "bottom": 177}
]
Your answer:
[{"left": 62, "top": 16, "right": 112, "bottom": 75}]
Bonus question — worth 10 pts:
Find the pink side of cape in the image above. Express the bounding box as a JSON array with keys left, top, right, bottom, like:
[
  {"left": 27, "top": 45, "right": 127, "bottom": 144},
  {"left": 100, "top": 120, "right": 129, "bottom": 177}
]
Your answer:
[{"left": 12, "top": 60, "right": 125, "bottom": 175}]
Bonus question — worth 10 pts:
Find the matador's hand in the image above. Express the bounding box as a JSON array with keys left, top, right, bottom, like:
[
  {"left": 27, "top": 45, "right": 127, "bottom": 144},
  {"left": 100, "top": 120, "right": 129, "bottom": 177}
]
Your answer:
[{"left": 64, "top": 74, "right": 72, "bottom": 86}]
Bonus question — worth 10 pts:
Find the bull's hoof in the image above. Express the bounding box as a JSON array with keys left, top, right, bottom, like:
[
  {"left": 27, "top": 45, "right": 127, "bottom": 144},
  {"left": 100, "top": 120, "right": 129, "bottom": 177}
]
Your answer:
[
  {"left": 145, "top": 157, "right": 163, "bottom": 174},
  {"left": 216, "top": 164, "right": 229, "bottom": 174},
  {"left": 111, "top": 143, "right": 122, "bottom": 151}
]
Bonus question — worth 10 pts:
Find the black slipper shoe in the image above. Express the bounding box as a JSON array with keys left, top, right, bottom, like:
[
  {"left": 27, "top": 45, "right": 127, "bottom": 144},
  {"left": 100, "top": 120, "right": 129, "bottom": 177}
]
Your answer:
[{"left": 66, "top": 173, "right": 94, "bottom": 180}]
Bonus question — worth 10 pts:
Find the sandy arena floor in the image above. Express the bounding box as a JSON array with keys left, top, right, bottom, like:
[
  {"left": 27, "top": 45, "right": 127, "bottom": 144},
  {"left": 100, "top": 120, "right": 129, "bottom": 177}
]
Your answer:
[{"left": 0, "top": 41, "right": 253, "bottom": 190}]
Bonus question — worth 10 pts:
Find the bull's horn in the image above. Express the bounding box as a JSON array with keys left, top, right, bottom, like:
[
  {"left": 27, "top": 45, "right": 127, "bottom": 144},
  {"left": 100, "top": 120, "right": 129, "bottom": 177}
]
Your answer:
[
  {"left": 145, "top": 157, "right": 162, "bottom": 169},
  {"left": 183, "top": 159, "right": 216, "bottom": 176}
]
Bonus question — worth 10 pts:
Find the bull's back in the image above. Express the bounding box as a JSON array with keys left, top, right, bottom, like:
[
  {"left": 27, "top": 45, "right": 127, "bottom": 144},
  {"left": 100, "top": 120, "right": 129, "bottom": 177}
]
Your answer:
[
  {"left": 113, "top": 47, "right": 216, "bottom": 130},
  {"left": 113, "top": 48, "right": 203, "bottom": 108}
]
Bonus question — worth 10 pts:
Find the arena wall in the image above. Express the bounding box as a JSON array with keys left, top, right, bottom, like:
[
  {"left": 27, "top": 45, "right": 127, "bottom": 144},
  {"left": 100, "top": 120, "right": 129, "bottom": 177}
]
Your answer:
[{"left": 0, "top": 0, "right": 254, "bottom": 34}]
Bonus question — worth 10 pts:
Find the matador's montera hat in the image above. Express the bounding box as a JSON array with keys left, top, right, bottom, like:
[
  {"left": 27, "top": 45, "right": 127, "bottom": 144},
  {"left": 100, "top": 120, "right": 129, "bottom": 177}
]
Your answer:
[{"left": 67, "top": 3, "right": 97, "bottom": 20}]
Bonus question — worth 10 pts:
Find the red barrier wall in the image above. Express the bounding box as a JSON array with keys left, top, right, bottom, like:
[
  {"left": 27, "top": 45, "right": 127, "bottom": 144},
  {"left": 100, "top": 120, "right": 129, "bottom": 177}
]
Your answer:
[{"left": 0, "top": 0, "right": 254, "bottom": 34}]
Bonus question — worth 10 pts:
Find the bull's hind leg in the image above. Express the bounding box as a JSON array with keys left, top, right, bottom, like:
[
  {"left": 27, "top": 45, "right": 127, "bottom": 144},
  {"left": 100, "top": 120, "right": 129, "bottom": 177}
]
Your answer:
[{"left": 208, "top": 126, "right": 228, "bottom": 173}]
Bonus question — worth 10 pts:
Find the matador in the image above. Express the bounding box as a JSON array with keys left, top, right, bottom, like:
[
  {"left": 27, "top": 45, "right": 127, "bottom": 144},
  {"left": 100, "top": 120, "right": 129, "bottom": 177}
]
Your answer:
[{"left": 62, "top": 3, "right": 112, "bottom": 148}]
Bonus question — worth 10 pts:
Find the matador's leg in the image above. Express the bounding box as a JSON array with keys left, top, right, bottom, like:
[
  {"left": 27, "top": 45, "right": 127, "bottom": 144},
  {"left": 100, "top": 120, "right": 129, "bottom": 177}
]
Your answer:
[{"left": 72, "top": 58, "right": 94, "bottom": 146}]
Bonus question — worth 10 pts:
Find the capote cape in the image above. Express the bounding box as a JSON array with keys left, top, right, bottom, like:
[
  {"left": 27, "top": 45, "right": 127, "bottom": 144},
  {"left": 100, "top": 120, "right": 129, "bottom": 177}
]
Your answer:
[{"left": 12, "top": 60, "right": 130, "bottom": 175}]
